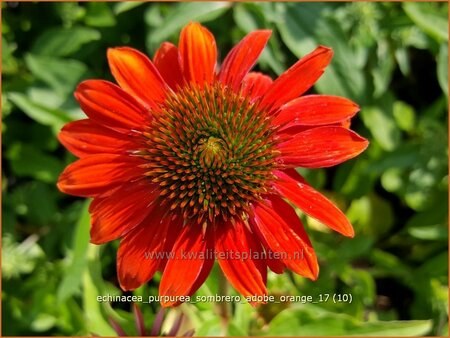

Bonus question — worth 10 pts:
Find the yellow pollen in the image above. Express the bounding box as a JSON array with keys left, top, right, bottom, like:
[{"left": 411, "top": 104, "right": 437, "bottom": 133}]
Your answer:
[{"left": 197, "top": 137, "right": 226, "bottom": 168}]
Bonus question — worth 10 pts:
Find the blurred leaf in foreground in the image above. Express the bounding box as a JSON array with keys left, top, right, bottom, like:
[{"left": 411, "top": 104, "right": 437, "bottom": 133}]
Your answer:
[{"left": 2, "top": 234, "right": 44, "bottom": 279}]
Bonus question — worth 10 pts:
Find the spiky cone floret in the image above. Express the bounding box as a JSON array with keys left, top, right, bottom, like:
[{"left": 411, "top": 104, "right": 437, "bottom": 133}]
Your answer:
[{"left": 57, "top": 22, "right": 369, "bottom": 307}]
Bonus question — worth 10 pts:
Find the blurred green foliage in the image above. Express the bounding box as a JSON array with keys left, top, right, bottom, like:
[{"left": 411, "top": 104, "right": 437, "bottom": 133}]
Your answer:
[{"left": 2, "top": 2, "right": 448, "bottom": 336}]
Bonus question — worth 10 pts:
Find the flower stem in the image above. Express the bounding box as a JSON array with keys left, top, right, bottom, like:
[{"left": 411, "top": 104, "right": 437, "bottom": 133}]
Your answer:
[{"left": 217, "top": 270, "right": 231, "bottom": 331}]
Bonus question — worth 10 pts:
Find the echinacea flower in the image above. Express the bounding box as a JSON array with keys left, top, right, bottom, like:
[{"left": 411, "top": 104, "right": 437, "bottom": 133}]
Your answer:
[{"left": 57, "top": 22, "right": 368, "bottom": 306}]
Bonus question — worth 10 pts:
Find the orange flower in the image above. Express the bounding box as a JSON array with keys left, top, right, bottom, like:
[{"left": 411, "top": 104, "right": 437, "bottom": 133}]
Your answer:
[{"left": 57, "top": 22, "right": 368, "bottom": 306}]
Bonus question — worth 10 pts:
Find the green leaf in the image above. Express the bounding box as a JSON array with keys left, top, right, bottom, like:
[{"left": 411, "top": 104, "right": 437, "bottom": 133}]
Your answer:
[
  {"left": 347, "top": 194, "right": 394, "bottom": 237},
  {"left": 196, "top": 318, "right": 224, "bottom": 336},
  {"left": 403, "top": 2, "right": 448, "bottom": 43},
  {"left": 114, "top": 2, "right": 144, "bottom": 15},
  {"left": 7, "top": 92, "right": 73, "bottom": 132},
  {"left": 267, "top": 311, "right": 348, "bottom": 336},
  {"left": 393, "top": 101, "right": 416, "bottom": 132},
  {"left": 334, "top": 235, "right": 374, "bottom": 261},
  {"left": 371, "top": 39, "right": 395, "bottom": 98},
  {"left": 6, "top": 143, "right": 64, "bottom": 183},
  {"left": 406, "top": 205, "right": 448, "bottom": 229},
  {"left": 144, "top": 4, "right": 163, "bottom": 28},
  {"left": 395, "top": 48, "right": 410, "bottom": 76},
  {"left": 332, "top": 159, "right": 375, "bottom": 199},
  {"left": 442, "top": 322, "right": 449, "bottom": 336},
  {"left": 58, "top": 201, "right": 90, "bottom": 303},
  {"left": 196, "top": 318, "right": 245, "bottom": 336},
  {"left": 2, "top": 234, "right": 44, "bottom": 279},
  {"left": 2, "top": 93, "right": 13, "bottom": 118},
  {"left": 31, "top": 27, "right": 101, "bottom": 57},
  {"left": 25, "top": 54, "right": 89, "bottom": 98},
  {"left": 228, "top": 323, "right": 247, "bottom": 336},
  {"left": 83, "top": 245, "right": 116, "bottom": 336},
  {"left": 370, "top": 249, "right": 412, "bottom": 280},
  {"left": 232, "top": 302, "right": 253, "bottom": 335},
  {"left": 275, "top": 3, "right": 366, "bottom": 100},
  {"left": 9, "top": 181, "right": 58, "bottom": 225},
  {"left": 366, "top": 144, "right": 422, "bottom": 174},
  {"left": 30, "top": 313, "right": 57, "bottom": 332},
  {"left": 361, "top": 105, "right": 401, "bottom": 151},
  {"left": 2, "top": 38, "right": 18, "bottom": 75},
  {"left": 146, "top": 2, "right": 231, "bottom": 48},
  {"left": 408, "top": 225, "right": 448, "bottom": 241},
  {"left": 85, "top": 2, "right": 116, "bottom": 27},
  {"left": 233, "top": 3, "right": 266, "bottom": 33},
  {"left": 26, "top": 87, "right": 66, "bottom": 113},
  {"left": 416, "top": 252, "right": 448, "bottom": 279},
  {"left": 54, "top": 3, "right": 86, "bottom": 27},
  {"left": 275, "top": 3, "right": 330, "bottom": 55},
  {"left": 347, "top": 320, "right": 433, "bottom": 336},
  {"left": 266, "top": 305, "right": 432, "bottom": 336},
  {"left": 381, "top": 168, "right": 404, "bottom": 193},
  {"left": 437, "top": 43, "right": 448, "bottom": 97},
  {"left": 339, "top": 267, "right": 376, "bottom": 307}
]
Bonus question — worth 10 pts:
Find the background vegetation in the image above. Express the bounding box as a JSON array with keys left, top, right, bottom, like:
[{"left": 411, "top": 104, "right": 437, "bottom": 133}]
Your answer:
[{"left": 2, "top": 2, "right": 448, "bottom": 336}]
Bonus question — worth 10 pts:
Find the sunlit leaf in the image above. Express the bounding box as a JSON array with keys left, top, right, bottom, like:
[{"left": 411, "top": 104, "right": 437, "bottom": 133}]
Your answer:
[
  {"left": 114, "top": 2, "right": 144, "bottom": 15},
  {"left": 437, "top": 43, "right": 448, "bottom": 97},
  {"left": 393, "top": 101, "right": 416, "bottom": 132},
  {"left": 403, "top": 2, "right": 448, "bottom": 43},
  {"left": 347, "top": 194, "right": 394, "bottom": 237},
  {"left": 25, "top": 54, "right": 89, "bottom": 98},
  {"left": 266, "top": 305, "right": 432, "bottom": 336},
  {"left": 7, "top": 92, "right": 73, "bottom": 133},
  {"left": 2, "top": 234, "right": 44, "bottom": 279},
  {"left": 85, "top": 2, "right": 116, "bottom": 27},
  {"left": 408, "top": 225, "right": 448, "bottom": 241},
  {"left": 30, "top": 314, "right": 57, "bottom": 332},
  {"left": 372, "top": 39, "right": 395, "bottom": 98},
  {"left": 58, "top": 201, "right": 90, "bottom": 303},
  {"left": 31, "top": 27, "right": 101, "bottom": 57},
  {"left": 276, "top": 3, "right": 366, "bottom": 100},
  {"left": 361, "top": 105, "right": 401, "bottom": 151},
  {"left": 83, "top": 245, "right": 116, "bottom": 336},
  {"left": 146, "top": 2, "right": 231, "bottom": 48}
]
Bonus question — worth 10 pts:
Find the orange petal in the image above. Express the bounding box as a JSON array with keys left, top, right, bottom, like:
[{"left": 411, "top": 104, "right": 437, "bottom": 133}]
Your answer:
[
  {"left": 75, "top": 80, "right": 149, "bottom": 133},
  {"left": 273, "top": 170, "right": 354, "bottom": 237},
  {"left": 261, "top": 46, "right": 333, "bottom": 112},
  {"left": 272, "top": 95, "right": 359, "bottom": 129},
  {"left": 153, "top": 42, "right": 184, "bottom": 90},
  {"left": 215, "top": 219, "right": 267, "bottom": 299},
  {"left": 242, "top": 72, "right": 273, "bottom": 101},
  {"left": 155, "top": 216, "right": 184, "bottom": 272},
  {"left": 117, "top": 206, "right": 173, "bottom": 291},
  {"left": 58, "top": 119, "right": 138, "bottom": 158},
  {"left": 277, "top": 126, "right": 369, "bottom": 168},
  {"left": 266, "top": 250, "right": 285, "bottom": 274},
  {"left": 218, "top": 30, "right": 271, "bottom": 91},
  {"left": 159, "top": 224, "right": 214, "bottom": 307},
  {"left": 107, "top": 47, "right": 169, "bottom": 109},
  {"left": 57, "top": 154, "right": 147, "bottom": 197},
  {"left": 250, "top": 196, "right": 319, "bottom": 280},
  {"left": 179, "top": 22, "right": 217, "bottom": 85},
  {"left": 89, "top": 182, "right": 160, "bottom": 244}
]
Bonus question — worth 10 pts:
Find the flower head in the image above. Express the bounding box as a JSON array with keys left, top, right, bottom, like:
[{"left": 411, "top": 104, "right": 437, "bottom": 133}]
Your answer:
[{"left": 58, "top": 22, "right": 368, "bottom": 306}]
